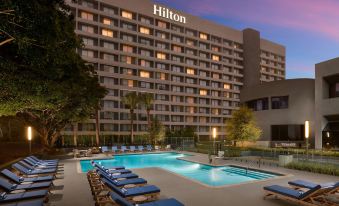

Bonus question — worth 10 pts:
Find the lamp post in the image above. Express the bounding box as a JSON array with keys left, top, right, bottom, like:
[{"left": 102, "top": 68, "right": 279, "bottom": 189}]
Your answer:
[
  {"left": 212, "top": 127, "right": 217, "bottom": 155},
  {"left": 304, "top": 121, "right": 309, "bottom": 160},
  {"left": 27, "top": 126, "right": 32, "bottom": 154}
]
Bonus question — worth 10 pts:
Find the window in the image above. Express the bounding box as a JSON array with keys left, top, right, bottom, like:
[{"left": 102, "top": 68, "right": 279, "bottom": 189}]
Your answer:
[
  {"left": 186, "top": 39, "right": 194, "bottom": 46},
  {"left": 81, "top": 25, "right": 94, "bottom": 33},
  {"left": 157, "top": 21, "right": 167, "bottom": 28},
  {"left": 156, "top": 52, "right": 166, "bottom": 60},
  {"left": 271, "top": 125, "right": 305, "bottom": 141},
  {"left": 81, "top": 12, "right": 93, "bottom": 20},
  {"left": 103, "top": 6, "right": 115, "bottom": 14},
  {"left": 122, "top": 11, "right": 133, "bottom": 19},
  {"left": 127, "top": 80, "right": 134, "bottom": 87},
  {"left": 140, "top": 71, "right": 150, "bottom": 78},
  {"left": 329, "top": 82, "right": 339, "bottom": 98},
  {"left": 121, "top": 34, "right": 134, "bottom": 42},
  {"left": 140, "top": 17, "right": 151, "bottom": 24},
  {"left": 103, "top": 18, "right": 111, "bottom": 25},
  {"left": 139, "top": 27, "right": 150, "bottom": 35},
  {"left": 140, "top": 49, "right": 151, "bottom": 57},
  {"left": 140, "top": 60, "right": 151, "bottom": 67},
  {"left": 186, "top": 68, "right": 195, "bottom": 75},
  {"left": 224, "top": 83, "right": 231, "bottom": 90},
  {"left": 172, "top": 45, "right": 182, "bottom": 52},
  {"left": 246, "top": 98, "right": 269, "bottom": 111},
  {"left": 199, "top": 33, "right": 208, "bottom": 40},
  {"left": 102, "top": 41, "right": 115, "bottom": 49},
  {"left": 102, "top": 29, "right": 113, "bottom": 37},
  {"left": 122, "top": 45, "right": 133, "bottom": 53},
  {"left": 82, "top": 37, "right": 94, "bottom": 46},
  {"left": 200, "top": 89, "right": 207, "bottom": 96},
  {"left": 121, "top": 56, "right": 132, "bottom": 64},
  {"left": 271, "top": 96, "right": 289, "bottom": 109},
  {"left": 81, "top": 50, "right": 94, "bottom": 58},
  {"left": 212, "top": 55, "right": 220, "bottom": 61}
]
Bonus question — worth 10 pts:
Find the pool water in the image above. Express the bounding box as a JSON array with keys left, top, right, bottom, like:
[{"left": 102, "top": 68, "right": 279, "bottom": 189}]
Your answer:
[{"left": 80, "top": 152, "right": 278, "bottom": 186}]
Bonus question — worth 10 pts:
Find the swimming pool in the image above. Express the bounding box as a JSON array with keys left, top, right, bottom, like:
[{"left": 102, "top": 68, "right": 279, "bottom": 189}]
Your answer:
[{"left": 80, "top": 152, "right": 279, "bottom": 186}]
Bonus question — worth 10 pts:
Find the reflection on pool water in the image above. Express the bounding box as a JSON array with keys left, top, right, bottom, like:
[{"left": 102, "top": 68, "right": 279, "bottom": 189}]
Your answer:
[{"left": 80, "top": 152, "right": 278, "bottom": 186}]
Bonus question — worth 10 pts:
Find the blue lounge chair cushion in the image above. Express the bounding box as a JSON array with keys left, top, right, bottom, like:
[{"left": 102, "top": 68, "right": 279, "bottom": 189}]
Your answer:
[
  {"left": 27, "top": 157, "right": 57, "bottom": 166},
  {"left": 113, "top": 178, "right": 147, "bottom": 187},
  {"left": 264, "top": 184, "right": 321, "bottom": 200},
  {"left": 288, "top": 180, "right": 319, "bottom": 189},
  {"left": 98, "top": 170, "right": 138, "bottom": 179},
  {"left": 30, "top": 156, "right": 58, "bottom": 163},
  {"left": 140, "top": 198, "right": 184, "bottom": 206},
  {"left": 16, "top": 181, "right": 51, "bottom": 190},
  {"left": 23, "top": 159, "right": 57, "bottom": 170},
  {"left": 1, "top": 198, "right": 44, "bottom": 206},
  {"left": 0, "top": 190, "right": 47, "bottom": 203},
  {"left": 12, "top": 163, "right": 55, "bottom": 175},
  {"left": 109, "top": 191, "right": 133, "bottom": 206},
  {"left": 103, "top": 178, "right": 160, "bottom": 197},
  {"left": 19, "top": 161, "right": 56, "bottom": 172},
  {"left": 92, "top": 162, "right": 125, "bottom": 170}
]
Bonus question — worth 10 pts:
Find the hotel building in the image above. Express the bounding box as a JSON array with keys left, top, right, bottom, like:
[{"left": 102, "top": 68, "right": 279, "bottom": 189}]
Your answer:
[{"left": 63, "top": 0, "right": 285, "bottom": 142}]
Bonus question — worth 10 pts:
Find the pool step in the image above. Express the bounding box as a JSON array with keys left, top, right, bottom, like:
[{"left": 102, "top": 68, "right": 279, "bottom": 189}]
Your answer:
[{"left": 222, "top": 167, "right": 274, "bottom": 179}]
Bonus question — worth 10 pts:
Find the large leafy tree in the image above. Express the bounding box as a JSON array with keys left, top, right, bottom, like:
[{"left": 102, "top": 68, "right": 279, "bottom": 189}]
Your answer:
[
  {"left": 121, "top": 92, "right": 139, "bottom": 143},
  {"left": 0, "top": 0, "right": 107, "bottom": 148},
  {"left": 226, "top": 106, "right": 262, "bottom": 146}
]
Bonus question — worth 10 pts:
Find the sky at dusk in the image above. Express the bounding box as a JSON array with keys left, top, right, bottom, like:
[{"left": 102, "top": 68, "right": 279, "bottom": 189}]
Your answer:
[{"left": 155, "top": 0, "right": 339, "bottom": 79}]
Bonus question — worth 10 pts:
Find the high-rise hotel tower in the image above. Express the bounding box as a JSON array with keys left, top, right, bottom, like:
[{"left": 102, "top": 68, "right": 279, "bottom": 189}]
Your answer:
[{"left": 64, "top": 0, "right": 286, "bottom": 142}]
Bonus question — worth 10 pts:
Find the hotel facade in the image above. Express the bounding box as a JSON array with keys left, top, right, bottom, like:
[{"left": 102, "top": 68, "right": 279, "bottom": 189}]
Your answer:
[{"left": 63, "top": 0, "right": 285, "bottom": 142}]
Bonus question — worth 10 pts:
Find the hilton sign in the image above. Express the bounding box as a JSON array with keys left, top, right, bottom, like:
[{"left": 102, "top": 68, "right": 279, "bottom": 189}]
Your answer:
[{"left": 153, "top": 5, "right": 186, "bottom": 24}]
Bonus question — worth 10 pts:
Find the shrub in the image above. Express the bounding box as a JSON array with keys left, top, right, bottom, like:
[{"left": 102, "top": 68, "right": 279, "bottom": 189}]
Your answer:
[{"left": 285, "top": 161, "right": 339, "bottom": 176}]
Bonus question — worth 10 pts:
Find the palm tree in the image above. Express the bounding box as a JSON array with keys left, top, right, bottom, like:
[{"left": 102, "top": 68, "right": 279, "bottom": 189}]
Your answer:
[
  {"left": 140, "top": 93, "right": 154, "bottom": 130},
  {"left": 121, "top": 92, "right": 139, "bottom": 143}
]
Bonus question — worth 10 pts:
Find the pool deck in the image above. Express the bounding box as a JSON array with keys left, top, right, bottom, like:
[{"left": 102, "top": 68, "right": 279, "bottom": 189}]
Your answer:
[{"left": 50, "top": 151, "right": 339, "bottom": 206}]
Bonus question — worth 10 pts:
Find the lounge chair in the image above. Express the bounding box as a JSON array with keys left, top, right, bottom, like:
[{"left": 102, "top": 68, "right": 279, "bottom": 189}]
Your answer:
[
  {"left": 129, "top": 146, "right": 136, "bottom": 152},
  {"left": 101, "top": 146, "right": 109, "bottom": 153},
  {"left": 91, "top": 162, "right": 125, "bottom": 170},
  {"left": 94, "top": 164, "right": 132, "bottom": 175},
  {"left": 0, "top": 178, "right": 52, "bottom": 192},
  {"left": 146, "top": 145, "right": 153, "bottom": 152},
  {"left": 288, "top": 180, "right": 338, "bottom": 189},
  {"left": 120, "top": 146, "right": 129, "bottom": 153},
  {"left": 12, "top": 163, "right": 56, "bottom": 176},
  {"left": 0, "top": 190, "right": 48, "bottom": 204},
  {"left": 18, "top": 161, "right": 57, "bottom": 173},
  {"left": 109, "top": 191, "right": 184, "bottom": 206},
  {"left": 97, "top": 171, "right": 147, "bottom": 187},
  {"left": 96, "top": 169, "right": 138, "bottom": 180},
  {"left": 22, "top": 159, "right": 57, "bottom": 170},
  {"left": 101, "top": 176, "right": 160, "bottom": 200},
  {"left": 264, "top": 184, "right": 324, "bottom": 205},
  {"left": 112, "top": 146, "right": 119, "bottom": 153},
  {"left": 26, "top": 157, "right": 58, "bottom": 166},
  {"left": 0, "top": 198, "right": 44, "bottom": 206},
  {"left": 29, "top": 156, "right": 58, "bottom": 164},
  {"left": 0, "top": 169, "right": 54, "bottom": 184},
  {"left": 138, "top": 146, "right": 144, "bottom": 152}
]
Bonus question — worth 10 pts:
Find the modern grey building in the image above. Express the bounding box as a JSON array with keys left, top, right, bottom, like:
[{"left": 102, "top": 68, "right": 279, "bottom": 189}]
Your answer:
[
  {"left": 242, "top": 57, "right": 339, "bottom": 149},
  {"left": 63, "top": 0, "right": 285, "bottom": 143}
]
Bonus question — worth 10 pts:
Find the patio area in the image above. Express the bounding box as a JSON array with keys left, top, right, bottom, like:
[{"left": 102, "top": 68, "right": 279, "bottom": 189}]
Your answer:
[{"left": 48, "top": 151, "right": 339, "bottom": 206}]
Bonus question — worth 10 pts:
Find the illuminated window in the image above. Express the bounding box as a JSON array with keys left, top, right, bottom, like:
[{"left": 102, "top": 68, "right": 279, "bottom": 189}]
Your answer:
[
  {"left": 212, "top": 55, "right": 220, "bottom": 61},
  {"left": 199, "top": 33, "right": 208, "bottom": 40},
  {"left": 103, "top": 18, "right": 111, "bottom": 25},
  {"left": 156, "top": 52, "right": 166, "bottom": 60},
  {"left": 102, "top": 29, "right": 113, "bottom": 37},
  {"left": 121, "top": 11, "right": 133, "bottom": 19},
  {"left": 186, "top": 68, "right": 195, "bottom": 75},
  {"left": 140, "top": 71, "right": 150, "bottom": 78},
  {"left": 157, "top": 21, "right": 167, "bottom": 28},
  {"left": 127, "top": 80, "right": 134, "bottom": 87},
  {"left": 186, "top": 39, "right": 194, "bottom": 46},
  {"left": 200, "top": 89, "right": 207, "bottom": 96},
  {"left": 172, "top": 45, "right": 182, "bottom": 52},
  {"left": 224, "top": 84, "right": 231, "bottom": 90},
  {"left": 139, "top": 27, "right": 150, "bottom": 35},
  {"left": 160, "top": 73, "right": 166, "bottom": 80},
  {"left": 122, "top": 45, "right": 133, "bottom": 53},
  {"left": 81, "top": 11, "right": 93, "bottom": 20}
]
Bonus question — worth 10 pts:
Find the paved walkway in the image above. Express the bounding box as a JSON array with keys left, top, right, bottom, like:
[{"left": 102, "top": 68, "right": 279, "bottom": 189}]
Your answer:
[{"left": 48, "top": 152, "right": 339, "bottom": 206}]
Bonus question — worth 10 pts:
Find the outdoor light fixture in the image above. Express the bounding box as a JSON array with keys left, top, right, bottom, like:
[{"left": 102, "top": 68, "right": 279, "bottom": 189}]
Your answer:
[
  {"left": 304, "top": 121, "right": 309, "bottom": 160},
  {"left": 212, "top": 127, "right": 217, "bottom": 139},
  {"left": 27, "top": 126, "right": 32, "bottom": 154},
  {"left": 326, "top": 132, "right": 330, "bottom": 138}
]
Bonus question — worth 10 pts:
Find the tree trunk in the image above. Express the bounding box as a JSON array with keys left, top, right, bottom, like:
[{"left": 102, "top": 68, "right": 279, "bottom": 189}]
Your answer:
[
  {"left": 95, "top": 109, "right": 100, "bottom": 146},
  {"left": 147, "top": 109, "right": 151, "bottom": 130},
  {"left": 130, "top": 109, "right": 134, "bottom": 144},
  {"left": 7, "top": 119, "right": 11, "bottom": 140},
  {"left": 73, "top": 123, "right": 78, "bottom": 147}
]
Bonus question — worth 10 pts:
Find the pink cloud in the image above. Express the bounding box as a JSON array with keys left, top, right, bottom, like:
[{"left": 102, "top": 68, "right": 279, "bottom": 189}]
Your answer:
[{"left": 168, "top": 0, "right": 339, "bottom": 41}]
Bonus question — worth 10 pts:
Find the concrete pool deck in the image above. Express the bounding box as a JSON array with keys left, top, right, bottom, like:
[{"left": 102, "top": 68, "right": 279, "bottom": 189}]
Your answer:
[{"left": 49, "top": 151, "right": 339, "bottom": 206}]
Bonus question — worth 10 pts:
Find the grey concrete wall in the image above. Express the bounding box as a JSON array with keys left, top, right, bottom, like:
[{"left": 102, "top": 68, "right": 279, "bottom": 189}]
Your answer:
[
  {"left": 315, "top": 57, "right": 339, "bottom": 149},
  {"left": 241, "top": 79, "right": 315, "bottom": 145}
]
